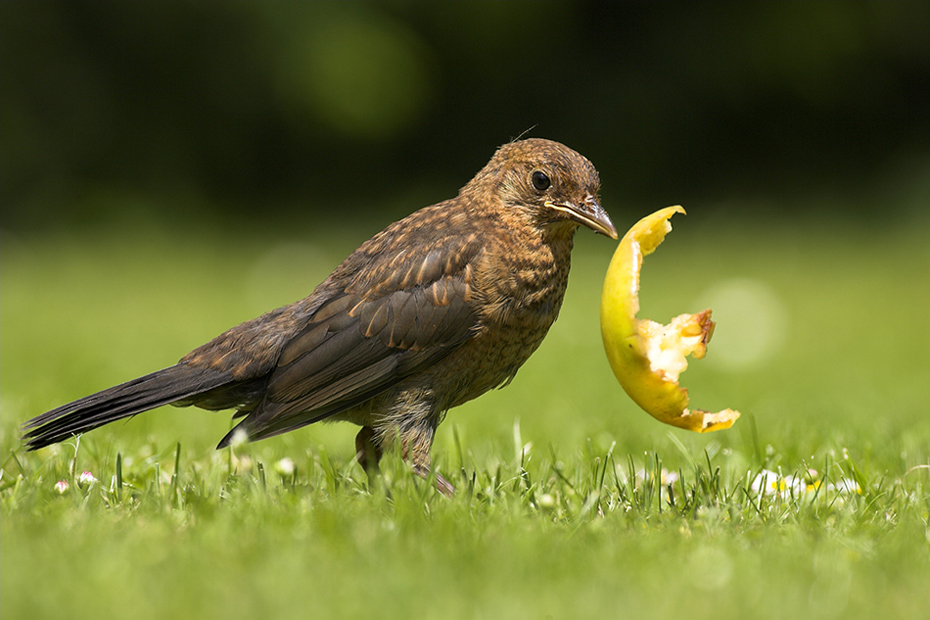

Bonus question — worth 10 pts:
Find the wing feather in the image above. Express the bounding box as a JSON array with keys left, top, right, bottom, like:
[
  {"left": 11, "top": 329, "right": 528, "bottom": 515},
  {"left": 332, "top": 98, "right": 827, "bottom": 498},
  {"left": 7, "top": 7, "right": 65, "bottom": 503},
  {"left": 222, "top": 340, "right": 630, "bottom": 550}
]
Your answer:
[{"left": 217, "top": 229, "right": 482, "bottom": 446}]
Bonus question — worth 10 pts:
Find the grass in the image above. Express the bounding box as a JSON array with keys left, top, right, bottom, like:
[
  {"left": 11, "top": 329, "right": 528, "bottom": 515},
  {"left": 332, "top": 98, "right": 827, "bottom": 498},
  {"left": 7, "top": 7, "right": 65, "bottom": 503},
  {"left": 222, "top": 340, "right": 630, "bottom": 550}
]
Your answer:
[{"left": 1, "top": 208, "right": 929, "bottom": 620}]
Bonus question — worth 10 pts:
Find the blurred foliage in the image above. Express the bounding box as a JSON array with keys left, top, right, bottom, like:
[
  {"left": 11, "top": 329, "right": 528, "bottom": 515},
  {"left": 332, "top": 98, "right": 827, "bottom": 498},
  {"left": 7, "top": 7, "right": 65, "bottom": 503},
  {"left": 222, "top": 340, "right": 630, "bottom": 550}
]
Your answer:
[{"left": 2, "top": 1, "right": 929, "bottom": 230}]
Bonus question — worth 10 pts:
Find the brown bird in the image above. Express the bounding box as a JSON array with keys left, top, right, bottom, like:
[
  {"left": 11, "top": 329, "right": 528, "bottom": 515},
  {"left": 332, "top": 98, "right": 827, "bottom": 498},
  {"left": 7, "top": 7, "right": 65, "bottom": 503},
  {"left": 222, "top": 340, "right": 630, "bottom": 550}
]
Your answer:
[{"left": 21, "top": 138, "right": 617, "bottom": 493}]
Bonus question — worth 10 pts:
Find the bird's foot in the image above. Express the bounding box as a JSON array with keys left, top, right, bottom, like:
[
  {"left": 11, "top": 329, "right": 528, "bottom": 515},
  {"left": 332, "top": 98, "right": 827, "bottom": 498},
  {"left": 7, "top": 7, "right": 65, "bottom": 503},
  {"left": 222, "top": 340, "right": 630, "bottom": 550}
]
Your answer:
[
  {"left": 411, "top": 462, "right": 455, "bottom": 496},
  {"left": 434, "top": 472, "right": 455, "bottom": 496}
]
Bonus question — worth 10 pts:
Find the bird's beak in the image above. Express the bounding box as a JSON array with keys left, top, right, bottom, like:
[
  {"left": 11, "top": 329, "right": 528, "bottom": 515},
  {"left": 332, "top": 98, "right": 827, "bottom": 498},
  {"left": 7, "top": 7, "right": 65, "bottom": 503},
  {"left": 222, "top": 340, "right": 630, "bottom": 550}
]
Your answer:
[{"left": 546, "top": 197, "right": 618, "bottom": 239}]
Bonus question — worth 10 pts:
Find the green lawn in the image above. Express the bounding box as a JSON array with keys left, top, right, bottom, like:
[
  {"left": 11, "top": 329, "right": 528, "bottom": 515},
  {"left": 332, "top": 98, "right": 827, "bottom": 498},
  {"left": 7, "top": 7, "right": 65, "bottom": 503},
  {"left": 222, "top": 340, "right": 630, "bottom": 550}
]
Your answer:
[{"left": 1, "top": 209, "right": 928, "bottom": 620}]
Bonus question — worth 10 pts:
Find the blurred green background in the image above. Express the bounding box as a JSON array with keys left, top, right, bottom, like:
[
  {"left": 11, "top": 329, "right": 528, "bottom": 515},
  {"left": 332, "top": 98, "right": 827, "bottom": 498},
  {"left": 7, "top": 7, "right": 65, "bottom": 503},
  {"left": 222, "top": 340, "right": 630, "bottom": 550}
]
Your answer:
[
  {"left": 2, "top": 0, "right": 929, "bottom": 468},
  {"left": 2, "top": 1, "right": 929, "bottom": 232}
]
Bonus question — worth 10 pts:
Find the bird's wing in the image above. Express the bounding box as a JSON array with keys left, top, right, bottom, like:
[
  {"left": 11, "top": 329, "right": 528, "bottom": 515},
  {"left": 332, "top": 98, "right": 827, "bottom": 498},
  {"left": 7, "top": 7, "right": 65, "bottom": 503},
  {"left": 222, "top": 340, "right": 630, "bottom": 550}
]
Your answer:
[{"left": 218, "top": 229, "right": 482, "bottom": 446}]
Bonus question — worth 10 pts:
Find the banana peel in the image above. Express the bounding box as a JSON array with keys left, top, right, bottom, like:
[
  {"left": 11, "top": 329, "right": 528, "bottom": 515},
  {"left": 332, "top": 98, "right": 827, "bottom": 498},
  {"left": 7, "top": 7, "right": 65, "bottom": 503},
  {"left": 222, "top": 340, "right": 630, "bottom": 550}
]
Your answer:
[{"left": 600, "top": 206, "right": 740, "bottom": 432}]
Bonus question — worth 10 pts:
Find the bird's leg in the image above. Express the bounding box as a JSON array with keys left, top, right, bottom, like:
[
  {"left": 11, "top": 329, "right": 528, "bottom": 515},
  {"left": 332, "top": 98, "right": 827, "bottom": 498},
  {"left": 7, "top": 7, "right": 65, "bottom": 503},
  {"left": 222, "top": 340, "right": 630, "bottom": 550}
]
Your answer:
[
  {"left": 402, "top": 430, "right": 455, "bottom": 497},
  {"left": 381, "top": 392, "right": 455, "bottom": 496},
  {"left": 355, "top": 426, "right": 382, "bottom": 480}
]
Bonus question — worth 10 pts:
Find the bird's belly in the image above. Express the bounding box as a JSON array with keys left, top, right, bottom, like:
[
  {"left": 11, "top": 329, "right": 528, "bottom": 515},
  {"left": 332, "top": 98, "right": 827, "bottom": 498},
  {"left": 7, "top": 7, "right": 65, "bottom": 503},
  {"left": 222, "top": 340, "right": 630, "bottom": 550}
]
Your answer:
[{"left": 436, "top": 305, "right": 559, "bottom": 409}]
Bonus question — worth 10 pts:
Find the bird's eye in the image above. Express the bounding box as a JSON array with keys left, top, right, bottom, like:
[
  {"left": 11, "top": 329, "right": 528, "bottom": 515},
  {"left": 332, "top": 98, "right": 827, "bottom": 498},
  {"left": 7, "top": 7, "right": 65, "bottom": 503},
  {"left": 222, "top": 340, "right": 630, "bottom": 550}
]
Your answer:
[{"left": 531, "top": 170, "right": 551, "bottom": 191}]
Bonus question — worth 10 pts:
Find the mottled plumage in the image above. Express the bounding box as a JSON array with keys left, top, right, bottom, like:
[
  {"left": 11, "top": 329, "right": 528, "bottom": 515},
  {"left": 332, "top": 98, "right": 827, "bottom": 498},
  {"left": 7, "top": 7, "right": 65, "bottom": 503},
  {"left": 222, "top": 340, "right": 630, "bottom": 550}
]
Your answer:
[{"left": 21, "top": 138, "right": 616, "bottom": 493}]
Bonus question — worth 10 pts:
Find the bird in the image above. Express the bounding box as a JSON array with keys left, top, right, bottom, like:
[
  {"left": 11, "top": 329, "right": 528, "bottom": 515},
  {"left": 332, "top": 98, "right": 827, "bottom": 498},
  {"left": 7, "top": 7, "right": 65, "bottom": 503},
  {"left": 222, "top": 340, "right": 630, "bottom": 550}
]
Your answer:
[{"left": 21, "top": 138, "right": 617, "bottom": 494}]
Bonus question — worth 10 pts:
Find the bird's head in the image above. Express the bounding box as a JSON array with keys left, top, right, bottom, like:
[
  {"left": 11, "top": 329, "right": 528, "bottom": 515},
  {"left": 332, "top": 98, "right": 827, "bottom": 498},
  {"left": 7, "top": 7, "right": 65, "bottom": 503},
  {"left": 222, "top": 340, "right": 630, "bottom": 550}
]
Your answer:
[{"left": 466, "top": 138, "right": 617, "bottom": 240}]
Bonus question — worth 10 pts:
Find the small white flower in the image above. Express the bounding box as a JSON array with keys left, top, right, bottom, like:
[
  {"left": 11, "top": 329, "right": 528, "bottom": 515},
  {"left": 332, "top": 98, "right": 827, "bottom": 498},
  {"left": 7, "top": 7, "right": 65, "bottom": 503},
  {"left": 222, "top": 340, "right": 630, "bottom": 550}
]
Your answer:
[
  {"left": 78, "top": 471, "right": 97, "bottom": 486},
  {"left": 633, "top": 468, "right": 679, "bottom": 485},
  {"left": 828, "top": 478, "right": 860, "bottom": 494},
  {"left": 536, "top": 493, "right": 556, "bottom": 509},
  {"left": 228, "top": 428, "right": 249, "bottom": 448},
  {"left": 750, "top": 469, "right": 782, "bottom": 496},
  {"left": 54, "top": 480, "right": 69, "bottom": 494},
  {"left": 274, "top": 457, "right": 295, "bottom": 476},
  {"left": 751, "top": 469, "right": 859, "bottom": 499},
  {"left": 781, "top": 475, "right": 807, "bottom": 495}
]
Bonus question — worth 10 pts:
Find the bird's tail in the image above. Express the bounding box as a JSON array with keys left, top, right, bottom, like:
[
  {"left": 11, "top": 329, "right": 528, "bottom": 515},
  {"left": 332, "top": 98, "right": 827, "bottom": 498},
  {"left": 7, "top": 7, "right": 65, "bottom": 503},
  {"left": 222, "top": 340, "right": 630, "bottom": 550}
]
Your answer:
[{"left": 21, "top": 364, "right": 233, "bottom": 450}]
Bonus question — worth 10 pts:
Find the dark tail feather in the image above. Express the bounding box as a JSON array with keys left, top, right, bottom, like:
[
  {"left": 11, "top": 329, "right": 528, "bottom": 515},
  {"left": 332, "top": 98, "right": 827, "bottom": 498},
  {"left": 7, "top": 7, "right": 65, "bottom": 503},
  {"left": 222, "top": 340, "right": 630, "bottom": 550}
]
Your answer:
[{"left": 21, "top": 364, "right": 233, "bottom": 450}]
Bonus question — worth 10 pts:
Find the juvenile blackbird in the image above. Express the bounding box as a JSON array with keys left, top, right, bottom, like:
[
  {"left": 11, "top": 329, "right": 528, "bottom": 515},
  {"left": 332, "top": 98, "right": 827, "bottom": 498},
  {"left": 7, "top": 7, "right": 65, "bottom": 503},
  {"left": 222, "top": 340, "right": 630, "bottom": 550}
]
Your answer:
[{"left": 22, "top": 138, "right": 617, "bottom": 493}]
